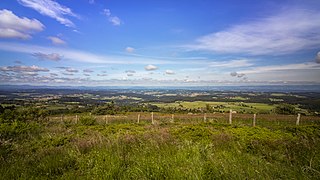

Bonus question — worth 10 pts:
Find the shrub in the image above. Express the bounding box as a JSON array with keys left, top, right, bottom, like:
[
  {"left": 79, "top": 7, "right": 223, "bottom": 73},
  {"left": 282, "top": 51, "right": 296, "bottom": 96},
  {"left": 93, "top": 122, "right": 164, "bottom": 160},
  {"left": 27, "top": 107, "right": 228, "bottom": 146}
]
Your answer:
[{"left": 80, "top": 115, "right": 96, "bottom": 126}]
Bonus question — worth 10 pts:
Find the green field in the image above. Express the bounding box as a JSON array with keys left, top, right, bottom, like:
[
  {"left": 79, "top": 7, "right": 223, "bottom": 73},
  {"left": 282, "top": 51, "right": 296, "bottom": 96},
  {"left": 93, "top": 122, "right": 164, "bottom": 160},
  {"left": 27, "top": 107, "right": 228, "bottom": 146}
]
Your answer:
[{"left": 153, "top": 101, "right": 275, "bottom": 113}]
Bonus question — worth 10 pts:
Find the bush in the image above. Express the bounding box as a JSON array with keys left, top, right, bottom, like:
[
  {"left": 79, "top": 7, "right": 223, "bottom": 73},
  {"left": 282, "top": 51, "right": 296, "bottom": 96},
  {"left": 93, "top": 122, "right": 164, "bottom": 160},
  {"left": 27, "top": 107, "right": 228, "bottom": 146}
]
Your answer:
[
  {"left": 274, "top": 103, "right": 296, "bottom": 115},
  {"left": 80, "top": 115, "right": 96, "bottom": 126},
  {"left": 0, "top": 107, "right": 48, "bottom": 123}
]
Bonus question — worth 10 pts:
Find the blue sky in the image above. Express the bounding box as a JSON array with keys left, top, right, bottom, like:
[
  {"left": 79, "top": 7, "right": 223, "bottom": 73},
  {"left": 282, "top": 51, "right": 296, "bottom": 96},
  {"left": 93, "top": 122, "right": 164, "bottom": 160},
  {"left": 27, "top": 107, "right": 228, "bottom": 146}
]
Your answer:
[{"left": 0, "top": 0, "right": 319, "bottom": 86}]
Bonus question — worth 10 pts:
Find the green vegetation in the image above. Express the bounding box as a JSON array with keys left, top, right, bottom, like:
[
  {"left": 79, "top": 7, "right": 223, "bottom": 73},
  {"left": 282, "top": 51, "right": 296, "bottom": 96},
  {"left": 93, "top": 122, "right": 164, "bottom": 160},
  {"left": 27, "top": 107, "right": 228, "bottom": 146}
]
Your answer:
[
  {"left": 79, "top": 115, "right": 96, "bottom": 126},
  {"left": 274, "top": 103, "right": 296, "bottom": 115},
  {"left": 0, "top": 107, "right": 320, "bottom": 179}
]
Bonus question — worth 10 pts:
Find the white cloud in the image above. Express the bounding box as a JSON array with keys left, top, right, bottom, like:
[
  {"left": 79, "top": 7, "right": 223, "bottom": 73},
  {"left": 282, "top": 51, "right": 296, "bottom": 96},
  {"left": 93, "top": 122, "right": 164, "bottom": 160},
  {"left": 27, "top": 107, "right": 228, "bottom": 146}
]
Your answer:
[
  {"left": 230, "top": 72, "right": 237, "bottom": 77},
  {"left": 125, "top": 70, "right": 136, "bottom": 77},
  {"left": 230, "top": 72, "right": 246, "bottom": 78},
  {"left": 125, "top": 70, "right": 136, "bottom": 73},
  {"left": 109, "top": 16, "right": 121, "bottom": 26},
  {"left": 62, "top": 72, "right": 74, "bottom": 76},
  {"left": 57, "top": 66, "right": 78, "bottom": 73},
  {"left": 97, "top": 73, "right": 108, "bottom": 77},
  {"left": 18, "top": 0, "right": 78, "bottom": 27},
  {"left": 0, "top": 9, "right": 44, "bottom": 39},
  {"left": 102, "top": 9, "right": 111, "bottom": 16},
  {"left": 83, "top": 69, "right": 94, "bottom": 73},
  {"left": 316, "top": 52, "right": 320, "bottom": 64},
  {"left": 102, "top": 8, "right": 122, "bottom": 26},
  {"left": 0, "top": 65, "right": 49, "bottom": 72},
  {"left": 165, "top": 70, "right": 175, "bottom": 75},
  {"left": 145, "top": 64, "right": 158, "bottom": 71},
  {"left": 88, "top": 0, "right": 95, "bottom": 4},
  {"left": 125, "top": 47, "right": 134, "bottom": 53},
  {"left": 187, "top": 8, "right": 320, "bottom": 55},
  {"left": 21, "top": 71, "right": 38, "bottom": 76},
  {"left": 47, "top": 36, "right": 66, "bottom": 45},
  {"left": 32, "top": 52, "right": 62, "bottom": 61},
  {"left": 65, "top": 68, "right": 78, "bottom": 73},
  {"left": 237, "top": 73, "right": 245, "bottom": 78}
]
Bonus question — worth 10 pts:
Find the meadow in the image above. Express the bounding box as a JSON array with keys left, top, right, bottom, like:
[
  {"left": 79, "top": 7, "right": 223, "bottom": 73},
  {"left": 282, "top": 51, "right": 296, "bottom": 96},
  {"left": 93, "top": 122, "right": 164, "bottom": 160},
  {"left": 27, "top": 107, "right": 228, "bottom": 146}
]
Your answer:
[{"left": 1, "top": 110, "right": 320, "bottom": 179}]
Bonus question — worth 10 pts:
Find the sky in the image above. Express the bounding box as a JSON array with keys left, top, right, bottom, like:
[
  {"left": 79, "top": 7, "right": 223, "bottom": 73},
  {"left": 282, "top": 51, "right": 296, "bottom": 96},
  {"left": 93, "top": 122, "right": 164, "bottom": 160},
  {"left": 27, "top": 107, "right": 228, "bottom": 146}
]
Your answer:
[{"left": 0, "top": 0, "right": 319, "bottom": 86}]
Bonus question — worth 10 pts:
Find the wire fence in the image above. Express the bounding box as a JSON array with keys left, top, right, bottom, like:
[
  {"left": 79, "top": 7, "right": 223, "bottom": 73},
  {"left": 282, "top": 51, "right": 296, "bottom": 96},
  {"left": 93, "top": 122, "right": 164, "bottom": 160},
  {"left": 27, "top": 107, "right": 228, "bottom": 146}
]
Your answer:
[{"left": 50, "top": 112, "right": 320, "bottom": 127}]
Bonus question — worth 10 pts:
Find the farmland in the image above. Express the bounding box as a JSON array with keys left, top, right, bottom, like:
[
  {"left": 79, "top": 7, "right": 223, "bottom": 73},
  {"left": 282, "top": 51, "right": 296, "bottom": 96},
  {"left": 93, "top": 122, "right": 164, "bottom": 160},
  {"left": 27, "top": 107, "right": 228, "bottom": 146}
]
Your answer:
[{"left": 1, "top": 86, "right": 320, "bottom": 179}]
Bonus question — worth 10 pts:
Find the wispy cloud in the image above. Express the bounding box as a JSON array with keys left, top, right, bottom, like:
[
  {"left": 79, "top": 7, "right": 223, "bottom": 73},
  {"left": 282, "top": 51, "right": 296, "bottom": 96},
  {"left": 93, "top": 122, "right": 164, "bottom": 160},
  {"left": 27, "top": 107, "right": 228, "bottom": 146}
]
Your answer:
[
  {"left": 32, "top": 52, "right": 62, "bottom": 61},
  {"left": 18, "top": 0, "right": 78, "bottom": 27},
  {"left": 102, "top": 8, "right": 122, "bottom": 26},
  {"left": 187, "top": 8, "right": 320, "bottom": 55},
  {"left": 0, "top": 42, "right": 192, "bottom": 65},
  {"left": 239, "top": 62, "right": 320, "bottom": 74},
  {"left": 209, "top": 59, "right": 253, "bottom": 68},
  {"left": 47, "top": 36, "right": 66, "bottom": 45},
  {"left": 0, "top": 9, "right": 44, "bottom": 39}
]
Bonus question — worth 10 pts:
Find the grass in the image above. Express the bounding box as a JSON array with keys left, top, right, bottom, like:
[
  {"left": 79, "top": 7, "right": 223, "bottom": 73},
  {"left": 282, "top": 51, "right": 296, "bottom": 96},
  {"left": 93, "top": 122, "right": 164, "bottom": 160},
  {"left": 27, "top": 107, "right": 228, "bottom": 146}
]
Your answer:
[{"left": 1, "top": 116, "right": 320, "bottom": 179}]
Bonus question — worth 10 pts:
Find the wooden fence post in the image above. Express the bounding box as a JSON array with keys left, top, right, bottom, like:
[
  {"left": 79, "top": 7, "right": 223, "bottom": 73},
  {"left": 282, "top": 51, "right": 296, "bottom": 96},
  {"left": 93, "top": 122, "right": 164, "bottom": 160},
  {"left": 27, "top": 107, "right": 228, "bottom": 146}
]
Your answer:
[
  {"left": 171, "top": 114, "right": 174, "bottom": 123},
  {"left": 105, "top": 115, "right": 108, "bottom": 124},
  {"left": 60, "top": 114, "right": 63, "bottom": 123},
  {"left": 204, "top": 113, "right": 207, "bottom": 122},
  {"left": 75, "top": 115, "right": 78, "bottom": 124},
  {"left": 137, "top": 114, "right": 140, "bottom": 123},
  {"left": 151, "top": 112, "right": 154, "bottom": 124},
  {"left": 296, "top": 113, "right": 301, "bottom": 125},
  {"left": 229, "top": 109, "right": 232, "bottom": 124},
  {"left": 253, "top": 114, "right": 256, "bottom": 127}
]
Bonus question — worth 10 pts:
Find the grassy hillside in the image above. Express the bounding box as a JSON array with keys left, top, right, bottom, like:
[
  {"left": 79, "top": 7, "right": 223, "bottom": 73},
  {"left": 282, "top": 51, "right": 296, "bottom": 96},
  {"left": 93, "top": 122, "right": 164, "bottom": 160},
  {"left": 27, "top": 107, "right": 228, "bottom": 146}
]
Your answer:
[{"left": 1, "top": 115, "right": 320, "bottom": 179}]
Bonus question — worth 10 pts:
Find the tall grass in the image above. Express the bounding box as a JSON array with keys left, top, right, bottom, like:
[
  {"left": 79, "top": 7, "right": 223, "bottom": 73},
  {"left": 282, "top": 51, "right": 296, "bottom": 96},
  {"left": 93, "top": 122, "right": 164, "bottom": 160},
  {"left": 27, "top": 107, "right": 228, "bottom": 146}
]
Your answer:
[{"left": 0, "top": 120, "right": 319, "bottom": 179}]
